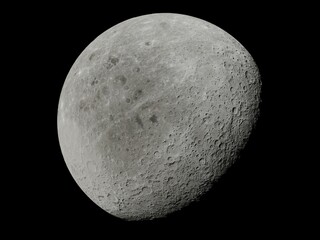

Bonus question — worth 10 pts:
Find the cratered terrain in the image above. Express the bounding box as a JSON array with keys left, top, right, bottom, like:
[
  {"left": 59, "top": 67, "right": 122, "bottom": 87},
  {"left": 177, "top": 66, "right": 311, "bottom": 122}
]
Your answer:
[{"left": 57, "top": 13, "right": 261, "bottom": 221}]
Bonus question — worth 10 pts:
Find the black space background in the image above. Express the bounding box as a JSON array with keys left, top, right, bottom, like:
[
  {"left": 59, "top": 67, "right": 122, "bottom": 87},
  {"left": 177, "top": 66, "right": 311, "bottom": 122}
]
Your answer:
[{"left": 7, "top": 1, "right": 316, "bottom": 237}]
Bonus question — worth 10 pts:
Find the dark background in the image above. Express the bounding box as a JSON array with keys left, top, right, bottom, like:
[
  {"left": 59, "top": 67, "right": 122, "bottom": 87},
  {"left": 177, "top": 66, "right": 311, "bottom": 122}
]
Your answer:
[{"left": 9, "top": 1, "right": 315, "bottom": 237}]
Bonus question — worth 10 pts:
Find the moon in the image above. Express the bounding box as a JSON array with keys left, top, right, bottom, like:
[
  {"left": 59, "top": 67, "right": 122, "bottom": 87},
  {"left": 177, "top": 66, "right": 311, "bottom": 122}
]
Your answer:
[{"left": 57, "top": 13, "right": 261, "bottom": 221}]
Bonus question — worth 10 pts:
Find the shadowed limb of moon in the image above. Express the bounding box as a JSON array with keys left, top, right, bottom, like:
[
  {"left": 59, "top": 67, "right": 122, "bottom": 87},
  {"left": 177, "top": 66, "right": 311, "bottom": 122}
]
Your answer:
[{"left": 57, "top": 13, "right": 261, "bottom": 221}]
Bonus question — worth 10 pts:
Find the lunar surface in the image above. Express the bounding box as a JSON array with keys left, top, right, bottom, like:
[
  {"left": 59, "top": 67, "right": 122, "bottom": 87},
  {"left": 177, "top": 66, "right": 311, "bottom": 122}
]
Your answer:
[{"left": 57, "top": 13, "right": 261, "bottom": 221}]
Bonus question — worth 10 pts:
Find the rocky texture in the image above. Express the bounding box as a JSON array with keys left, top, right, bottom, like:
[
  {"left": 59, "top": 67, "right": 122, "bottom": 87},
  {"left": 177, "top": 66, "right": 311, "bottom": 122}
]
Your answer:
[{"left": 57, "top": 13, "right": 261, "bottom": 220}]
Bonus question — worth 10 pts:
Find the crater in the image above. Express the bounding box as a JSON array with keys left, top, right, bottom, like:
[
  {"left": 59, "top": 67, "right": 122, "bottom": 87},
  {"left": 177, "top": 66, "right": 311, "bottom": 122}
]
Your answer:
[
  {"left": 78, "top": 99, "right": 89, "bottom": 113},
  {"left": 105, "top": 56, "right": 120, "bottom": 70},
  {"left": 149, "top": 114, "right": 158, "bottom": 123},
  {"left": 133, "top": 89, "right": 143, "bottom": 101},
  {"left": 88, "top": 49, "right": 103, "bottom": 62},
  {"left": 91, "top": 78, "right": 99, "bottom": 86},
  {"left": 154, "top": 151, "right": 161, "bottom": 159},
  {"left": 115, "top": 75, "right": 127, "bottom": 85},
  {"left": 101, "top": 86, "right": 109, "bottom": 96},
  {"left": 135, "top": 114, "right": 144, "bottom": 128},
  {"left": 134, "top": 67, "right": 140, "bottom": 72},
  {"left": 109, "top": 56, "right": 119, "bottom": 65},
  {"left": 159, "top": 21, "right": 169, "bottom": 29},
  {"left": 89, "top": 53, "right": 96, "bottom": 61}
]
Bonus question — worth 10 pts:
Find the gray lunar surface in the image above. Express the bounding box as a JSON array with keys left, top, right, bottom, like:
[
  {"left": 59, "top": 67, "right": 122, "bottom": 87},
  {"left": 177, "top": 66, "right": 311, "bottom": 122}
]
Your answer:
[{"left": 57, "top": 13, "right": 261, "bottom": 221}]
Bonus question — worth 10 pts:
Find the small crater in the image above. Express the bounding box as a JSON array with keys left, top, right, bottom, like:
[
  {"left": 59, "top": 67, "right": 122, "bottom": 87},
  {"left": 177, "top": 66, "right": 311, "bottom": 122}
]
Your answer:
[
  {"left": 167, "top": 177, "right": 175, "bottom": 186},
  {"left": 126, "top": 98, "right": 131, "bottom": 103},
  {"left": 89, "top": 52, "right": 96, "bottom": 61},
  {"left": 145, "top": 41, "right": 151, "bottom": 46},
  {"left": 115, "top": 75, "right": 127, "bottom": 85},
  {"left": 232, "top": 107, "right": 238, "bottom": 115},
  {"left": 105, "top": 62, "right": 113, "bottom": 70},
  {"left": 88, "top": 49, "right": 102, "bottom": 62},
  {"left": 152, "top": 181, "right": 162, "bottom": 191},
  {"left": 166, "top": 145, "right": 175, "bottom": 154},
  {"left": 167, "top": 161, "right": 178, "bottom": 170},
  {"left": 141, "top": 186, "right": 152, "bottom": 195},
  {"left": 134, "top": 67, "right": 140, "bottom": 72},
  {"left": 125, "top": 179, "right": 135, "bottom": 188},
  {"left": 91, "top": 78, "right": 99, "bottom": 86},
  {"left": 219, "top": 143, "right": 225, "bottom": 149},
  {"left": 202, "top": 114, "right": 212, "bottom": 123},
  {"left": 199, "top": 158, "right": 205, "bottom": 165},
  {"left": 133, "top": 89, "right": 143, "bottom": 100},
  {"left": 135, "top": 114, "right": 144, "bottom": 128},
  {"left": 214, "top": 121, "right": 223, "bottom": 129},
  {"left": 109, "top": 114, "right": 114, "bottom": 121},
  {"left": 109, "top": 56, "right": 119, "bottom": 65},
  {"left": 214, "top": 139, "right": 221, "bottom": 146},
  {"left": 102, "top": 86, "right": 109, "bottom": 96},
  {"left": 87, "top": 161, "right": 97, "bottom": 173},
  {"left": 79, "top": 100, "right": 86, "bottom": 111},
  {"left": 140, "top": 158, "right": 147, "bottom": 165},
  {"left": 159, "top": 21, "right": 169, "bottom": 29},
  {"left": 154, "top": 151, "right": 161, "bottom": 159},
  {"left": 149, "top": 114, "right": 158, "bottom": 123},
  {"left": 98, "top": 195, "right": 104, "bottom": 200}
]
